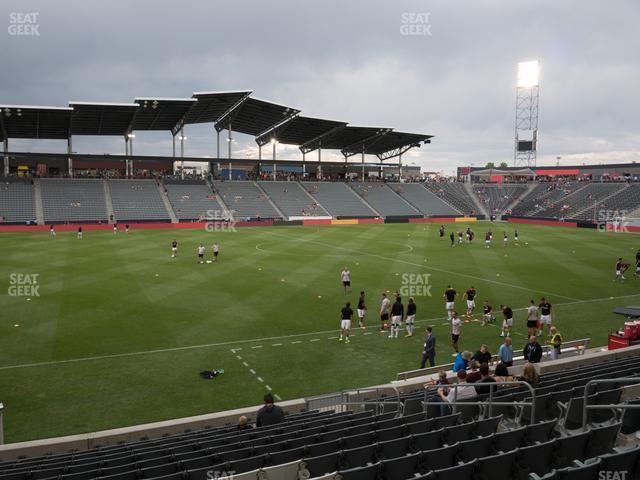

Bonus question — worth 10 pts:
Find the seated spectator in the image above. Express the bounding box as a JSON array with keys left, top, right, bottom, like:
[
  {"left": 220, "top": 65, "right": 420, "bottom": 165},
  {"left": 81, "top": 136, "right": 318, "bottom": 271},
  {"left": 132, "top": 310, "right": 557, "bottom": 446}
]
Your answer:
[
  {"left": 493, "top": 362, "right": 513, "bottom": 381},
  {"left": 452, "top": 350, "right": 473, "bottom": 373},
  {"left": 424, "top": 370, "right": 450, "bottom": 390},
  {"left": 466, "top": 360, "right": 482, "bottom": 383},
  {"left": 517, "top": 362, "right": 540, "bottom": 386},
  {"left": 256, "top": 393, "right": 285, "bottom": 427},
  {"left": 475, "top": 363, "right": 497, "bottom": 396},
  {"left": 437, "top": 369, "right": 477, "bottom": 416},
  {"left": 472, "top": 344, "right": 492, "bottom": 365},
  {"left": 237, "top": 415, "right": 251, "bottom": 430}
]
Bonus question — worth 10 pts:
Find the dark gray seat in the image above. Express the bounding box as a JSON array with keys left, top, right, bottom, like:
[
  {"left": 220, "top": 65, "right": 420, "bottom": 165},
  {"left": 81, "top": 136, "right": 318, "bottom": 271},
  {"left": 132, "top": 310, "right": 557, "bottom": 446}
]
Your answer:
[{"left": 380, "top": 452, "right": 421, "bottom": 480}]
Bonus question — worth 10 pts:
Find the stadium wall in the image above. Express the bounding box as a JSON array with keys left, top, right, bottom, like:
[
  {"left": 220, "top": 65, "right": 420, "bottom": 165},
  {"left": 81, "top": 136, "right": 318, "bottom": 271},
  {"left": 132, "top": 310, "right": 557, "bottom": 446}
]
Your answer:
[{"left": 505, "top": 217, "right": 578, "bottom": 228}]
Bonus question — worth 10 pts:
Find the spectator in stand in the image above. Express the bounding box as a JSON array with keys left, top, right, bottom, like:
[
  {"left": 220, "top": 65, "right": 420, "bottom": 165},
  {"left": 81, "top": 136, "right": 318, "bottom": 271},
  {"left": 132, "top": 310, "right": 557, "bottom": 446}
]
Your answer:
[
  {"left": 523, "top": 336, "right": 543, "bottom": 363},
  {"left": 475, "top": 363, "right": 497, "bottom": 396},
  {"left": 452, "top": 350, "right": 472, "bottom": 373},
  {"left": 549, "top": 326, "right": 563, "bottom": 360},
  {"left": 437, "top": 369, "right": 477, "bottom": 416},
  {"left": 517, "top": 362, "right": 540, "bottom": 386},
  {"left": 237, "top": 415, "right": 251, "bottom": 430},
  {"left": 494, "top": 362, "right": 513, "bottom": 382},
  {"left": 256, "top": 393, "right": 285, "bottom": 427},
  {"left": 424, "top": 370, "right": 450, "bottom": 391},
  {"left": 498, "top": 337, "right": 513, "bottom": 367},
  {"left": 472, "top": 344, "right": 492, "bottom": 365},
  {"left": 466, "top": 360, "right": 482, "bottom": 383}
]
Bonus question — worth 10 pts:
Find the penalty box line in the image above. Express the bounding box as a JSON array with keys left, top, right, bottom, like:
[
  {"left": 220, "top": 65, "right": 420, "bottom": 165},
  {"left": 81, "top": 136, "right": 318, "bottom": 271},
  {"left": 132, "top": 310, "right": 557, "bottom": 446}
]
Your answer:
[{"left": 1, "top": 293, "right": 638, "bottom": 372}]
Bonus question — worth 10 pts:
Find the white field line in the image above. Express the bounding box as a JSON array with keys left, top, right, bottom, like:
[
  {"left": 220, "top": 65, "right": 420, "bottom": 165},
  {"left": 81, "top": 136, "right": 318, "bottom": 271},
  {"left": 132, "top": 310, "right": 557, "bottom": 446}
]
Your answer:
[
  {"left": 258, "top": 230, "right": 582, "bottom": 302},
  {"left": 0, "top": 293, "right": 638, "bottom": 371}
]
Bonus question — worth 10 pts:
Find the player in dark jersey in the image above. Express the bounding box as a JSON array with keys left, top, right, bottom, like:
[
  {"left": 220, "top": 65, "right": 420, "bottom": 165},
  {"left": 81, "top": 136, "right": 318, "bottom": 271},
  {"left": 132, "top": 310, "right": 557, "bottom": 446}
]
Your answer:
[
  {"left": 439, "top": 225, "right": 445, "bottom": 240},
  {"left": 357, "top": 291, "right": 366, "bottom": 329},
  {"left": 469, "top": 230, "right": 475, "bottom": 243},
  {"left": 514, "top": 230, "right": 519, "bottom": 242},
  {"left": 171, "top": 240, "right": 178, "bottom": 258},
  {"left": 457, "top": 231, "right": 463, "bottom": 245},
  {"left": 389, "top": 296, "right": 404, "bottom": 339},
  {"left": 466, "top": 227, "right": 472, "bottom": 243},
  {"left": 615, "top": 258, "right": 629, "bottom": 282},
  {"left": 482, "top": 300, "right": 494, "bottom": 326},
  {"left": 125, "top": 224, "right": 130, "bottom": 234},
  {"left": 503, "top": 231, "right": 508, "bottom": 246},
  {"left": 444, "top": 286, "right": 456, "bottom": 321},
  {"left": 484, "top": 231, "right": 491, "bottom": 248},
  {"left": 339, "top": 302, "right": 354, "bottom": 343},
  {"left": 465, "top": 286, "right": 477, "bottom": 318},
  {"left": 405, "top": 298, "right": 417, "bottom": 337},
  {"left": 500, "top": 304, "right": 513, "bottom": 337},
  {"left": 77, "top": 226, "right": 83, "bottom": 239},
  {"left": 449, "top": 231, "right": 455, "bottom": 247},
  {"left": 539, "top": 297, "right": 553, "bottom": 336}
]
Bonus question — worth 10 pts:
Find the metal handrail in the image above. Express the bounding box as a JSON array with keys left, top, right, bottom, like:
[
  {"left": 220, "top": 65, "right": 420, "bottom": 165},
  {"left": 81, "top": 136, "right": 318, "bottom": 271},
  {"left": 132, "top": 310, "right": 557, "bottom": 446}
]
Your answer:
[
  {"left": 423, "top": 380, "right": 536, "bottom": 424},
  {"left": 581, "top": 377, "right": 640, "bottom": 430}
]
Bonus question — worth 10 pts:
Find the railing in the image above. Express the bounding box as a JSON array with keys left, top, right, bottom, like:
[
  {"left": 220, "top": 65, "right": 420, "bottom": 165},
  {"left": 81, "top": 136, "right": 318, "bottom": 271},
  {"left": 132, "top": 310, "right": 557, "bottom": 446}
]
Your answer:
[
  {"left": 396, "top": 338, "right": 591, "bottom": 381},
  {"left": 305, "top": 386, "right": 401, "bottom": 415},
  {"left": 422, "top": 380, "right": 537, "bottom": 424},
  {"left": 582, "top": 378, "right": 640, "bottom": 431}
]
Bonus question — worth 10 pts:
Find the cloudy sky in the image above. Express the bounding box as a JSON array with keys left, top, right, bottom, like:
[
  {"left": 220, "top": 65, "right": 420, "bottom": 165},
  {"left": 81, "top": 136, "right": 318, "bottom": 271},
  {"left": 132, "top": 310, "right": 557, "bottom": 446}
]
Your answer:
[{"left": 2, "top": 0, "right": 639, "bottom": 175}]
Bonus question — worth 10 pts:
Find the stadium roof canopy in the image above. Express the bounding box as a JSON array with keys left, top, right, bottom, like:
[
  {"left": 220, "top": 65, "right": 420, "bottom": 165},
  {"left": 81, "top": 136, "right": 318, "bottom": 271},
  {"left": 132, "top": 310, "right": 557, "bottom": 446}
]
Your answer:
[
  {"left": 256, "top": 116, "right": 347, "bottom": 147},
  {"left": 214, "top": 97, "right": 300, "bottom": 136},
  {"left": 69, "top": 102, "right": 139, "bottom": 136},
  {"left": 0, "top": 105, "right": 72, "bottom": 140},
  {"left": 1, "top": 90, "right": 432, "bottom": 159},
  {"left": 132, "top": 97, "right": 197, "bottom": 133},
  {"left": 300, "top": 125, "right": 392, "bottom": 156},
  {"left": 183, "top": 91, "right": 251, "bottom": 126},
  {"left": 363, "top": 131, "right": 433, "bottom": 159}
]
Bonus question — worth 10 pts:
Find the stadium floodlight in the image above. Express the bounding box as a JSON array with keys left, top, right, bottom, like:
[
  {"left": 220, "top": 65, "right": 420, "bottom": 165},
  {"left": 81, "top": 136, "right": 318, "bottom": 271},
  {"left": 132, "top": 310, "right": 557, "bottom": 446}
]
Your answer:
[
  {"left": 178, "top": 136, "right": 187, "bottom": 141},
  {"left": 270, "top": 137, "right": 278, "bottom": 145},
  {"left": 517, "top": 61, "right": 539, "bottom": 88},
  {"left": 127, "top": 133, "right": 136, "bottom": 139}
]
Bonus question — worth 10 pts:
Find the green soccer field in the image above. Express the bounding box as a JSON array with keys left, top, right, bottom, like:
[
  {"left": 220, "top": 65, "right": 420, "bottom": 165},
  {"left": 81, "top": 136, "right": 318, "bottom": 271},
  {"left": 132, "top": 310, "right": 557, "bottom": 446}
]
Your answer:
[{"left": 0, "top": 222, "right": 638, "bottom": 443}]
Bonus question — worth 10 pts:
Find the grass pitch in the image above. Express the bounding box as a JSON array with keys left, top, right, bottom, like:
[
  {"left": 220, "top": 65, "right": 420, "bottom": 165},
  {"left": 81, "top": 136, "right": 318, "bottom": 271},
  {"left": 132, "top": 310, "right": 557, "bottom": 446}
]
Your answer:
[{"left": 0, "top": 222, "right": 638, "bottom": 443}]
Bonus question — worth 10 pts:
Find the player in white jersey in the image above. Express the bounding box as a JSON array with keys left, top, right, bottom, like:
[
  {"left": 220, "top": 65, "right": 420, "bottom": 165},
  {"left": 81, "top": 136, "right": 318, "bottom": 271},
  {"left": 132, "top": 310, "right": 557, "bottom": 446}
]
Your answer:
[
  {"left": 451, "top": 312, "right": 462, "bottom": 353},
  {"left": 341, "top": 267, "right": 351, "bottom": 293},
  {"left": 49, "top": 225, "right": 56, "bottom": 237},
  {"left": 77, "top": 226, "right": 83, "bottom": 239},
  {"left": 113, "top": 224, "right": 118, "bottom": 236},
  {"left": 380, "top": 292, "right": 391, "bottom": 332},
  {"left": 197, "top": 244, "right": 205, "bottom": 264},
  {"left": 526, "top": 300, "right": 539, "bottom": 337},
  {"left": 171, "top": 240, "right": 178, "bottom": 258},
  {"left": 213, "top": 242, "right": 219, "bottom": 262}
]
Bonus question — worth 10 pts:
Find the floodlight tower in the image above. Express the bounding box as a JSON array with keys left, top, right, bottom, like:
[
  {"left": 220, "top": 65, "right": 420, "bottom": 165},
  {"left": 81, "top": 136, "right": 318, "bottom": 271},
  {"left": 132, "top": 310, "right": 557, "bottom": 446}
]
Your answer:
[{"left": 514, "top": 60, "right": 540, "bottom": 167}]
